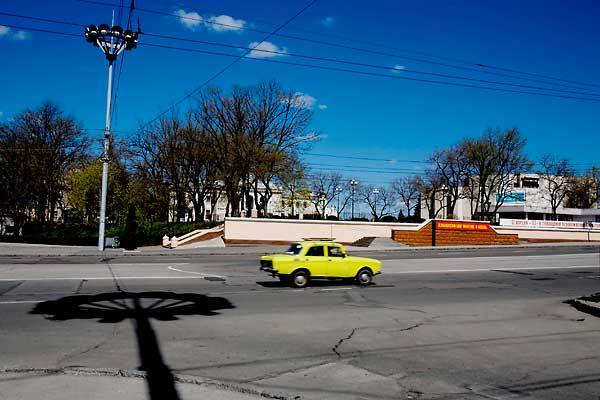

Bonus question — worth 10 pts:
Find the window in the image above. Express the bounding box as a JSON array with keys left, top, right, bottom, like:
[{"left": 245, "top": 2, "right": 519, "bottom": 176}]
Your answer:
[
  {"left": 521, "top": 177, "right": 539, "bottom": 188},
  {"left": 306, "top": 246, "right": 325, "bottom": 257},
  {"left": 328, "top": 246, "right": 345, "bottom": 257},
  {"left": 286, "top": 243, "right": 303, "bottom": 255}
]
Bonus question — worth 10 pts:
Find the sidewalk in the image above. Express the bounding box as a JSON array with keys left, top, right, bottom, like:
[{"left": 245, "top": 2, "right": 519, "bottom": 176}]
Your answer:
[
  {"left": 0, "top": 240, "right": 599, "bottom": 257},
  {"left": 0, "top": 368, "right": 293, "bottom": 400}
]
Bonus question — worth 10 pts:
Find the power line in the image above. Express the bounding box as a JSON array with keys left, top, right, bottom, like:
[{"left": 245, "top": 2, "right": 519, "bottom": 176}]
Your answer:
[
  {"left": 305, "top": 162, "right": 426, "bottom": 172},
  {"left": 304, "top": 152, "right": 428, "bottom": 163},
  {"left": 138, "top": 41, "right": 600, "bottom": 103},
  {"left": 141, "top": 31, "right": 600, "bottom": 98},
  {"left": 138, "top": 0, "right": 320, "bottom": 130},
  {"left": 110, "top": 0, "right": 136, "bottom": 126},
  {"left": 72, "top": 0, "right": 600, "bottom": 93},
  {"left": 4, "top": 21, "right": 599, "bottom": 104},
  {"left": 4, "top": 11, "right": 600, "bottom": 97}
]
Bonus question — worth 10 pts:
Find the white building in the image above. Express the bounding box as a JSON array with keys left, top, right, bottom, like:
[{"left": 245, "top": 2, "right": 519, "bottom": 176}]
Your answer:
[
  {"left": 424, "top": 173, "right": 600, "bottom": 222},
  {"left": 168, "top": 183, "right": 336, "bottom": 222}
]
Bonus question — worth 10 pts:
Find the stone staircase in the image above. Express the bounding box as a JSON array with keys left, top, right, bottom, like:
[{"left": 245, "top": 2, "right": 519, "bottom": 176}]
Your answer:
[{"left": 162, "top": 224, "right": 224, "bottom": 248}]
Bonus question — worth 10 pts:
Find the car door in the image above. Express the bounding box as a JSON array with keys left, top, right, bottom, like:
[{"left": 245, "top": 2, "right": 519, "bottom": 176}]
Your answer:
[
  {"left": 327, "top": 245, "right": 349, "bottom": 277},
  {"left": 304, "top": 245, "right": 328, "bottom": 276}
]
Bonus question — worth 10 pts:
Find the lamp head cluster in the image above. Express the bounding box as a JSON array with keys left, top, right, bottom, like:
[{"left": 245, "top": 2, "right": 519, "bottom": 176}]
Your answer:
[{"left": 85, "top": 24, "right": 139, "bottom": 62}]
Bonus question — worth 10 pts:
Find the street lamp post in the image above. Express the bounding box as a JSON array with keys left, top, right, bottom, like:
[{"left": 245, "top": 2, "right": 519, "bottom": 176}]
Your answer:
[
  {"left": 372, "top": 188, "right": 380, "bottom": 221},
  {"left": 84, "top": 23, "right": 138, "bottom": 250},
  {"left": 350, "top": 179, "right": 358, "bottom": 219},
  {"left": 335, "top": 185, "right": 342, "bottom": 219}
]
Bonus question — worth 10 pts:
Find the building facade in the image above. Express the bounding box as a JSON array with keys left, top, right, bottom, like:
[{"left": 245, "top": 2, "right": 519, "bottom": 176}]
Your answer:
[{"left": 422, "top": 173, "right": 600, "bottom": 222}]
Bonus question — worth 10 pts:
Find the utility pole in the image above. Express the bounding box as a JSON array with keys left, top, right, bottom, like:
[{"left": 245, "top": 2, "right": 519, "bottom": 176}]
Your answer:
[
  {"left": 350, "top": 179, "right": 358, "bottom": 219},
  {"left": 335, "top": 185, "right": 342, "bottom": 219},
  {"left": 85, "top": 23, "right": 138, "bottom": 250}
]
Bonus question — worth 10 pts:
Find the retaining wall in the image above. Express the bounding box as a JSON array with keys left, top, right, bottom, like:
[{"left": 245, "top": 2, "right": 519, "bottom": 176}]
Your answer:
[
  {"left": 223, "top": 217, "right": 600, "bottom": 246},
  {"left": 224, "top": 217, "right": 419, "bottom": 244},
  {"left": 392, "top": 220, "right": 519, "bottom": 246}
]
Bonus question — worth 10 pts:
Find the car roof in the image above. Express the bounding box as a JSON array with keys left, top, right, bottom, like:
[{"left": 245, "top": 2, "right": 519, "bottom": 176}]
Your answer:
[{"left": 294, "top": 241, "right": 342, "bottom": 246}]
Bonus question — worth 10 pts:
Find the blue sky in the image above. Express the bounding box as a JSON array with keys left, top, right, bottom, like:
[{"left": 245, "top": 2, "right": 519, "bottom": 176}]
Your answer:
[{"left": 1, "top": 0, "right": 600, "bottom": 187}]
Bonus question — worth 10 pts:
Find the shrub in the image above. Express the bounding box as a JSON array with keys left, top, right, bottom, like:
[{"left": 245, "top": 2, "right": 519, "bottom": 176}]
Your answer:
[{"left": 2, "top": 220, "right": 221, "bottom": 247}]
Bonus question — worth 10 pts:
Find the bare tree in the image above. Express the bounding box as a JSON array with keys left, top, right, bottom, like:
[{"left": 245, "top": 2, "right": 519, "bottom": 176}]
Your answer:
[
  {"left": 131, "top": 116, "right": 189, "bottom": 221},
  {"left": 418, "top": 170, "right": 447, "bottom": 218},
  {"left": 391, "top": 175, "right": 423, "bottom": 218},
  {"left": 0, "top": 103, "right": 88, "bottom": 232},
  {"left": 309, "top": 172, "right": 343, "bottom": 218},
  {"left": 464, "top": 128, "right": 532, "bottom": 221},
  {"left": 538, "top": 154, "right": 575, "bottom": 219},
  {"left": 196, "top": 82, "right": 314, "bottom": 217},
  {"left": 359, "top": 184, "right": 393, "bottom": 221},
  {"left": 428, "top": 142, "right": 470, "bottom": 218},
  {"left": 565, "top": 168, "right": 598, "bottom": 209},
  {"left": 278, "top": 155, "right": 306, "bottom": 217}
]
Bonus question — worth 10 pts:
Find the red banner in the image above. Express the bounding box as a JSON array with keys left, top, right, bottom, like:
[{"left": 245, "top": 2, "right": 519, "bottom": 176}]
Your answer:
[{"left": 436, "top": 221, "right": 490, "bottom": 231}]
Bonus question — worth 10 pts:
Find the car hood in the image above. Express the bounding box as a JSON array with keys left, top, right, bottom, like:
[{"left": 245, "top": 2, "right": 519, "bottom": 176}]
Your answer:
[{"left": 346, "top": 256, "right": 381, "bottom": 265}]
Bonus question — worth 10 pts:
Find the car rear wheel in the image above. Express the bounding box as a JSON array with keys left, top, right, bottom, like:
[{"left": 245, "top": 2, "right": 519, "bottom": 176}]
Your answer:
[
  {"left": 356, "top": 268, "right": 373, "bottom": 286},
  {"left": 291, "top": 270, "right": 309, "bottom": 288}
]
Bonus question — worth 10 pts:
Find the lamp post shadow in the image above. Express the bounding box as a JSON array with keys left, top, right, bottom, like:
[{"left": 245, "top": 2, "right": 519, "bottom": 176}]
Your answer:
[{"left": 30, "top": 291, "right": 235, "bottom": 400}]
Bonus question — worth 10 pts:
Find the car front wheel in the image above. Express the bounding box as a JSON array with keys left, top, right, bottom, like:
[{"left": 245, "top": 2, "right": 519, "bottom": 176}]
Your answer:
[
  {"left": 356, "top": 268, "right": 373, "bottom": 286},
  {"left": 291, "top": 270, "right": 309, "bottom": 288}
]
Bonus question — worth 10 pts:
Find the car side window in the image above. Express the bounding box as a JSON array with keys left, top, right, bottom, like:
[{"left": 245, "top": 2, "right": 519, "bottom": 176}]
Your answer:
[
  {"left": 306, "top": 246, "right": 325, "bottom": 257},
  {"left": 328, "top": 246, "right": 345, "bottom": 257}
]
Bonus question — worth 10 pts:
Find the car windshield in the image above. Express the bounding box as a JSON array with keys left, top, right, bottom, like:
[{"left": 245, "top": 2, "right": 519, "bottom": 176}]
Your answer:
[{"left": 286, "top": 243, "right": 303, "bottom": 255}]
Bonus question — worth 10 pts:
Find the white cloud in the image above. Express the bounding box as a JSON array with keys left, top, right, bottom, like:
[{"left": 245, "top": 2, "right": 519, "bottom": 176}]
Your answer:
[
  {"left": 291, "top": 92, "right": 317, "bottom": 109},
  {"left": 207, "top": 15, "right": 246, "bottom": 32},
  {"left": 0, "top": 26, "right": 31, "bottom": 40},
  {"left": 391, "top": 65, "right": 405, "bottom": 73},
  {"left": 318, "top": 104, "right": 328, "bottom": 110},
  {"left": 175, "top": 9, "right": 203, "bottom": 29},
  {"left": 298, "top": 132, "right": 327, "bottom": 142},
  {"left": 248, "top": 41, "right": 287, "bottom": 58},
  {"left": 321, "top": 16, "right": 334, "bottom": 27},
  {"left": 13, "top": 31, "right": 29, "bottom": 40}
]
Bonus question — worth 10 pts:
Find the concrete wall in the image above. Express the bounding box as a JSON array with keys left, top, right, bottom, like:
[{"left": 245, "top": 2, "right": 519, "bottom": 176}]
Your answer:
[
  {"left": 495, "top": 226, "right": 600, "bottom": 242},
  {"left": 224, "top": 217, "right": 420, "bottom": 244},
  {"left": 223, "top": 217, "right": 600, "bottom": 246}
]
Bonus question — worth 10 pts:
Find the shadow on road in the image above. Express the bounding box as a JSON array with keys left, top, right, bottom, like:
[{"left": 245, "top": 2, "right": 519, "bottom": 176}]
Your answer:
[
  {"left": 256, "top": 279, "right": 358, "bottom": 288},
  {"left": 30, "top": 291, "right": 235, "bottom": 400}
]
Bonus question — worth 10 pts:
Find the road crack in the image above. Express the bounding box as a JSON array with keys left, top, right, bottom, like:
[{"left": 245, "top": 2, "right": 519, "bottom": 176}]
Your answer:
[
  {"left": 332, "top": 328, "right": 358, "bottom": 357},
  {"left": 0, "top": 280, "right": 24, "bottom": 295}
]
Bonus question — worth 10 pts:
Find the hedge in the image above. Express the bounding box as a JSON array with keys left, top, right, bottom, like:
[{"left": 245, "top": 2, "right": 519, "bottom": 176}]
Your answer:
[{"left": 0, "top": 221, "right": 221, "bottom": 247}]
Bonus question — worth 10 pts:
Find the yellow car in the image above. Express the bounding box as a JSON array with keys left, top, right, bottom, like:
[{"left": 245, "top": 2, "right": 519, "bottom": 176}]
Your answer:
[{"left": 260, "top": 240, "right": 382, "bottom": 288}]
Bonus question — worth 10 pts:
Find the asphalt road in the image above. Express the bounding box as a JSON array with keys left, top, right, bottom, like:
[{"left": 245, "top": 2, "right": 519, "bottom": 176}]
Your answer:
[{"left": 1, "top": 249, "right": 599, "bottom": 399}]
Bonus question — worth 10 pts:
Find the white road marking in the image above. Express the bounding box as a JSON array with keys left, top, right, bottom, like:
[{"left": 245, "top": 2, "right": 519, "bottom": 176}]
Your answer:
[
  {"left": 320, "top": 287, "right": 354, "bottom": 291},
  {"left": 384, "top": 265, "right": 600, "bottom": 274},
  {"left": 167, "top": 265, "right": 226, "bottom": 279},
  {"left": 0, "top": 300, "right": 44, "bottom": 305},
  {"left": 0, "top": 276, "right": 208, "bottom": 282}
]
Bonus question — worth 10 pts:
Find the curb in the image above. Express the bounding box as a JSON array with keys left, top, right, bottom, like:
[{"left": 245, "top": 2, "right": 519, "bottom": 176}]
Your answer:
[
  {"left": 0, "top": 367, "right": 295, "bottom": 399},
  {"left": 0, "top": 242, "right": 599, "bottom": 257}
]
